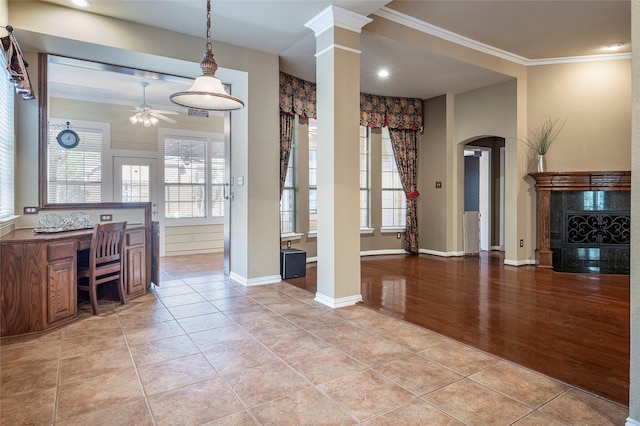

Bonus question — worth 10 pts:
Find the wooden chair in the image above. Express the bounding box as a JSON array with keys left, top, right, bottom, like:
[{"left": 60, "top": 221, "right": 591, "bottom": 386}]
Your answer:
[{"left": 78, "top": 221, "right": 127, "bottom": 315}]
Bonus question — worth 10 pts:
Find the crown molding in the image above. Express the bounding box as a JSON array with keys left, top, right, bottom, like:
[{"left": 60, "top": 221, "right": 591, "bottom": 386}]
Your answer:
[
  {"left": 305, "top": 5, "right": 373, "bottom": 37},
  {"left": 374, "top": 7, "right": 631, "bottom": 67}
]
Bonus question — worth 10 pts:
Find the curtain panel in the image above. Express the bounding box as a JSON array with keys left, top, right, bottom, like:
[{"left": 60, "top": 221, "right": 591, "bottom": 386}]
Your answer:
[
  {"left": 388, "top": 128, "right": 420, "bottom": 254},
  {"left": 279, "top": 112, "right": 295, "bottom": 198}
]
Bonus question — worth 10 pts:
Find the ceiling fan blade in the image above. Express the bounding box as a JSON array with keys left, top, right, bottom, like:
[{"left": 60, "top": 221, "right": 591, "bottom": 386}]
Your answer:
[
  {"left": 150, "top": 109, "right": 178, "bottom": 115},
  {"left": 150, "top": 112, "right": 177, "bottom": 124}
]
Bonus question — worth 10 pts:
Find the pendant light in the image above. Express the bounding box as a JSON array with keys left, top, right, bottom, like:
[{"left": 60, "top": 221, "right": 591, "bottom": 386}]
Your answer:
[{"left": 170, "top": 0, "right": 244, "bottom": 111}]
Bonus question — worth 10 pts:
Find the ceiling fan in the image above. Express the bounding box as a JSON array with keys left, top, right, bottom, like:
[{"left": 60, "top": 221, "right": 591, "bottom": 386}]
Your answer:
[{"left": 129, "top": 82, "right": 178, "bottom": 127}]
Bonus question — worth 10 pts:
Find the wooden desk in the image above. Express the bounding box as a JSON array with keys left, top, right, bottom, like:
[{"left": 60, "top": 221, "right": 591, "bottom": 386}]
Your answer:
[{"left": 0, "top": 225, "right": 150, "bottom": 337}]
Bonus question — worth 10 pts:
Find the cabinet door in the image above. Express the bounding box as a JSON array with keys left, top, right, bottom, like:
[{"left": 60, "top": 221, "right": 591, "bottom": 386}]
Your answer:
[
  {"left": 47, "top": 259, "right": 77, "bottom": 324},
  {"left": 126, "top": 245, "right": 146, "bottom": 297}
]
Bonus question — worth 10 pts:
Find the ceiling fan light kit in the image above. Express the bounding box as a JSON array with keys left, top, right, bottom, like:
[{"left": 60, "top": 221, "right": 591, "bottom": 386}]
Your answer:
[
  {"left": 130, "top": 82, "right": 178, "bottom": 127},
  {"left": 170, "top": 0, "right": 244, "bottom": 111}
]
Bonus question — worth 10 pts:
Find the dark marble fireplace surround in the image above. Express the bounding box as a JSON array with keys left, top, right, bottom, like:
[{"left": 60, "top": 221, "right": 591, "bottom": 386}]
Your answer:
[{"left": 530, "top": 171, "right": 630, "bottom": 274}]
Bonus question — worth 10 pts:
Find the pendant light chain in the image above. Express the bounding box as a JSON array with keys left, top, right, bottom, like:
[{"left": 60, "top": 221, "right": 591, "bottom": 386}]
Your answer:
[{"left": 206, "top": 0, "right": 212, "bottom": 54}]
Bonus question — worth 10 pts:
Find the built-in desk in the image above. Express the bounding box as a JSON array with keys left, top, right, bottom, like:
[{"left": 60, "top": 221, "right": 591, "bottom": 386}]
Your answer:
[{"left": 0, "top": 225, "right": 150, "bottom": 337}]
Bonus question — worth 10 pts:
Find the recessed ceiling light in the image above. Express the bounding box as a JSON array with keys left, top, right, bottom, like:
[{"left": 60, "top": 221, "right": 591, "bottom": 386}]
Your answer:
[
  {"left": 377, "top": 69, "right": 389, "bottom": 78},
  {"left": 71, "top": 0, "right": 91, "bottom": 7},
  {"left": 605, "top": 42, "right": 624, "bottom": 51}
]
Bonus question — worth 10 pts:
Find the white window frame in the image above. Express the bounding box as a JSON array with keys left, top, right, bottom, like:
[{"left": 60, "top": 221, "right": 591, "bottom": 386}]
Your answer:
[
  {"left": 360, "top": 126, "right": 371, "bottom": 230},
  {"left": 0, "top": 60, "right": 15, "bottom": 221},
  {"left": 158, "top": 128, "right": 225, "bottom": 227},
  {"left": 381, "top": 127, "right": 407, "bottom": 230},
  {"left": 308, "top": 118, "right": 318, "bottom": 233},
  {"left": 47, "top": 118, "right": 112, "bottom": 204},
  {"left": 280, "top": 136, "right": 296, "bottom": 235}
]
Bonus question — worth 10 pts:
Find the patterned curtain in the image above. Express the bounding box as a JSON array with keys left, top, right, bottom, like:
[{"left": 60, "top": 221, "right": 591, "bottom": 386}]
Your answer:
[
  {"left": 279, "top": 112, "right": 295, "bottom": 198},
  {"left": 385, "top": 97, "right": 422, "bottom": 130},
  {"left": 388, "top": 128, "right": 420, "bottom": 253},
  {"left": 1, "top": 28, "right": 35, "bottom": 100},
  {"left": 279, "top": 72, "right": 316, "bottom": 119},
  {"left": 360, "top": 93, "right": 386, "bottom": 128}
]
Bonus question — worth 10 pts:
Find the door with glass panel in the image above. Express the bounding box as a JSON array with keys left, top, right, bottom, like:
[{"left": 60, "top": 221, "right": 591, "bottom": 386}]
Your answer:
[{"left": 113, "top": 157, "right": 158, "bottom": 221}]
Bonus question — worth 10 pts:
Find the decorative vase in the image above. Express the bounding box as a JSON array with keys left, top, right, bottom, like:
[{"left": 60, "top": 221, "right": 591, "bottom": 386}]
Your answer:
[{"left": 537, "top": 154, "right": 546, "bottom": 172}]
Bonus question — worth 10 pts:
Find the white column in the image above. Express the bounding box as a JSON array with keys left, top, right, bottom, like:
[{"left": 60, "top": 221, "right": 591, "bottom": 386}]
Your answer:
[{"left": 305, "top": 6, "right": 371, "bottom": 308}]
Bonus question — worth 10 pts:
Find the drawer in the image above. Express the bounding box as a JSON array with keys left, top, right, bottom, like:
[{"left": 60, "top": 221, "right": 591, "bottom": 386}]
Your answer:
[
  {"left": 47, "top": 241, "right": 76, "bottom": 262},
  {"left": 127, "top": 229, "right": 145, "bottom": 246}
]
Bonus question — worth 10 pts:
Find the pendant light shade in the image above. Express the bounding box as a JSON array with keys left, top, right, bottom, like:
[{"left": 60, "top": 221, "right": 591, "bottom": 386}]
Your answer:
[{"left": 170, "top": 0, "right": 244, "bottom": 111}]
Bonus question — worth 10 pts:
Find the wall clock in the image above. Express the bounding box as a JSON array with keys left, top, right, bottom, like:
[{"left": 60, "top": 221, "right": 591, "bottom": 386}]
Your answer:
[{"left": 56, "top": 122, "right": 80, "bottom": 149}]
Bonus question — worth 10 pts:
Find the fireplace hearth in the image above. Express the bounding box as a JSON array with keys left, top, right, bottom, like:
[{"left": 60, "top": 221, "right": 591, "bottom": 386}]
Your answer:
[{"left": 530, "top": 171, "right": 630, "bottom": 274}]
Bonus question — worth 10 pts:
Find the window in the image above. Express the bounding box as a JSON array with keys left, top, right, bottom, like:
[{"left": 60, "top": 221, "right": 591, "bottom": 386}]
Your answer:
[
  {"left": 381, "top": 127, "right": 406, "bottom": 228},
  {"left": 280, "top": 137, "right": 296, "bottom": 234},
  {"left": 121, "top": 165, "right": 150, "bottom": 202},
  {"left": 163, "top": 132, "right": 225, "bottom": 220},
  {"left": 308, "top": 119, "right": 317, "bottom": 232},
  {"left": 360, "top": 126, "right": 370, "bottom": 228},
  {"left": 47, "top": 120, "right": 107, "bottom": 203},
  {"left": 0, "top": 62, "right": 14, "bottom": 219},
  {"left": 164, "top": 135, "right": 206, "bottom": 218}
]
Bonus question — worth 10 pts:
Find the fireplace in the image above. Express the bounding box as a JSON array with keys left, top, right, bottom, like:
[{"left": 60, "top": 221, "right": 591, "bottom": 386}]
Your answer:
[{"left": 530, "top": 171, "right": 630, "bottom": 274}]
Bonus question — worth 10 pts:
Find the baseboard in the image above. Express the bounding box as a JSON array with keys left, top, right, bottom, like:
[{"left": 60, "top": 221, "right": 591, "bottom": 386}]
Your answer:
[
  {"left": 503, "top": 258, "right": 537, "bottom": 266},
  {"left": 626, "top": 417, "right": 640, "bottom": 426},
  {"left": 314, "top": 292, "right": 362, "bottom": 309},
  {"left": 419, "top": 248, "right": 465, "bottom": 257},
  {"left": 228, "top": 272, "right": 281, "bottom": 287},
  {"left": 490, "top": 245, "right": 503, "bottom": 251},
  {"left": 361, "top": 249, "right": 408, "bottom": 256}
]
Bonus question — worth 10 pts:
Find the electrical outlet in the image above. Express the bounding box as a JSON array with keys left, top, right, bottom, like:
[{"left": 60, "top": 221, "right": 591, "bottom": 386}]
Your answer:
[
  {"left": 435, "top": 181, "right": 442, "bottom": 189},
  {"left": 100, "top": 214, "right": 113, "bottom": 222},
  {"left": 23, "top": 206, "right": 39, "bottom": 214},
  {"left": 287, "top": 240, "right": 291, "bottom": 248},
  {"left": 396, "top": 232, "right": 401, "bottom": 239},
  {"left": 519, "top": 239, "right": 524, "bottom": 247}
]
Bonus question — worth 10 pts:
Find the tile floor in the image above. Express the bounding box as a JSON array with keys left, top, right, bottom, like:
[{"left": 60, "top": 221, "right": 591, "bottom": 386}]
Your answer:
[{"left": 0, "top": 261, "right": 629, "bottom": 425}]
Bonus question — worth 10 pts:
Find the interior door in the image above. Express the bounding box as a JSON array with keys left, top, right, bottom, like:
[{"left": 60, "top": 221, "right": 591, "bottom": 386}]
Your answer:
[{"left": 113, "top": 157, "right": 158, "bottom": 221}]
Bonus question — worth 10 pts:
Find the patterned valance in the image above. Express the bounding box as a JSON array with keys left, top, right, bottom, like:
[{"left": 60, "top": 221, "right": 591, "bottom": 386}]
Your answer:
[
  {"left": 279, "top": 72, "right": 316, "bottom": 119},
  {"left": 280, "top": 73, "right": 422, "bottom": 130}
]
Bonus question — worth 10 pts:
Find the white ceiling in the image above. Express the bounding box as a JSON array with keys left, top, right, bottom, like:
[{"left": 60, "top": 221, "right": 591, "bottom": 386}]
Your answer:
[{"left": 31, "top": 0, "right": 631, "bottom": 109}]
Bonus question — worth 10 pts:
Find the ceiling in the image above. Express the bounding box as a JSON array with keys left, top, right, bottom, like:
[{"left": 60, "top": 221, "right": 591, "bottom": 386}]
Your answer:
[{"left": 32, "top": 0, "right": 631, "bottom": 110}]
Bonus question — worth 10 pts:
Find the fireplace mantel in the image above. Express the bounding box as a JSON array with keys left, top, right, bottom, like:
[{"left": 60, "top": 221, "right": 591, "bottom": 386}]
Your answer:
[{"left": 529, "top": 171, "right": 631, "bottom": 268}]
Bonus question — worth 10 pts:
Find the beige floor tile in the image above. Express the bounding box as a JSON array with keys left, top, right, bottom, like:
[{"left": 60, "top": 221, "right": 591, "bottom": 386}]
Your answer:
[
  {"left": 60, "top": 346, "right": 134, "bottom": 384},
  {"left": 138, "top": 353, "right": 218, "bottom": 395},
  {"left": 240, "top": 315, "right": 303, "bottom": 338},
  {"left": 539, "top": 388, "right": 629, "bottom": 425},
  {"left": 0, "top": 358, "right": 59, "bottom": 396},
  {"left": 259, "top": 298, "right": 315, "bottom": 315},
  {"left": 247, "top": 291, "right": 298, "bottom": 306},
  {"left": 223, "top": 360, "right": 311, "bottom": 408},
  {"left": 512, "top": 410, "right": 568, "bottom": 425},
  {"left": 61, "top": 328, "right": 128, "bottom": 359},
  {"left": 307, "top": 321, "right": 376, "bottom": 345},
  {"left": 118, "top": 305, "right": 175, "bottom": 327},
  {"left": 63, "top": 313, "right": 122, "bottom": 339},
  {"left": 288, "top": 346, "right": 367, "bottom": 385},
  {"left": 55, "top": 398, "right": 153, "bottom": 426},
  {"left": 0, "top": 327, "right": 62, "bottom": 350},
  {"left": 129, "top": 334, "right": 199, "bottom": 366},
  {"left": 346, "top": 312, "right": 404, "bottom": 334},
  {"left": 209, "top": 296, "right": 261, "bottom": 312},
  {"left": 197, "top": 288, "right": 245, "bottom": 301},
  {"left": 284, "top": 310, "right": 345, "bottom": 330},
  {"left": 363, "top": 398, "right": 464, "bottom": 425},
  {"left": 0, "top": 336, "right": 61, "bottom": 367},
  {"left": 375, "top": 323, "right": 449, "bottom": 352},
  {"left": 423, "top": 378, "right": 532, "bottom": 425},
  {"left": 202, "top": 410, "right": 258, "bottom": 425},
  {"left": 158, "top": 292, "right": 207, "bottom": 307},
  {"left": 183, "top": 276, "right": 224, "bottom": 285},
  {"left": 336, "top": 335, "right": 412, "bottom": 367},
  {"left": 251, "top": 387, "right": 357, "bottom": 425},
  {"left": 0, "top": 387, "right": 56, "bottom": 425},
  {"left": 417, "top": 340, "right": 499, "bottom": 375},
  {"left": 123, "top": 319, "right": 185, "bottom": 345},
  {"left": 225, "top": 305, "right": 279, "bottom": 323},
  {"left": 278, "top": 285, "right": 316, "bottom": 301},
  {"left": 374, "top": 354, "right": 463, "bottom": 396},
  {"left": 470, "top": 361, "right": 568, "bottom": 407},
  {"left": 257, "top": 329, "right": 331, "bottom": 362},
  {"left": 166, "top": 301, "right": 220, "bottom": 319},
  {"left": 175, "top": 311, "right": 234, "bottom": 333},
  {"left": 319, "top": 369, "right": 414, "bottom": 422},
  {"left": 56, "top": 366, "right": 144, "bottom": 421},
  {"left": 203, "top": 338, "right": 280, "bottom": 375},
  {"left": 151, "top": 285, "right": 198, "bottom": 298},
  {"left": 148, "top": 377, "right": 245, "bottom": 425},
  {"left": 189, "top": 324, "right": 253, "bottom": 352}
]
